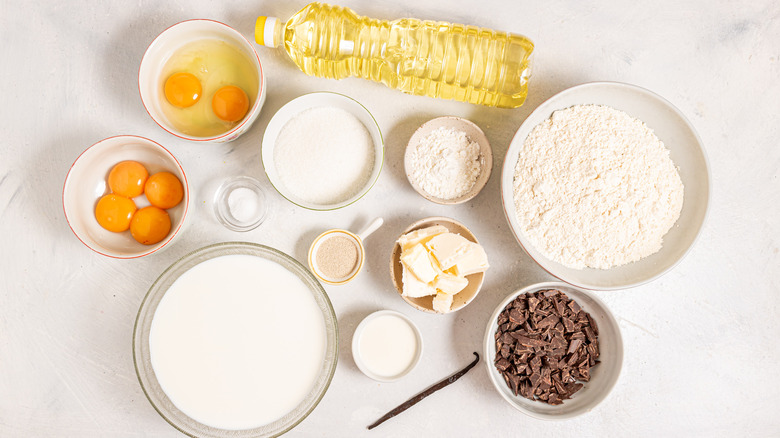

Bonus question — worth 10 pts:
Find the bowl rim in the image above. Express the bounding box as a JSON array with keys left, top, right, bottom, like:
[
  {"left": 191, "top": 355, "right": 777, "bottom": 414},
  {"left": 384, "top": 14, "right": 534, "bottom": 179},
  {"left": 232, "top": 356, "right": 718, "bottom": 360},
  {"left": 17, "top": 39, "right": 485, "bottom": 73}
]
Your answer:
[
  {"left": 483, "top": 281, "right": 624, "bottom": 420},
  {"left": 500, "top": 81, "right": 711, "bottom": 290},
  {"left": 132, "top": 241, "right": 339, "bottom": 437},
  {"left": 389, "top": 216, "right": 485, "bottom": 314},
  {"left": 137, "top": 18, "right": 266, "bottom": 142},
  {"left": 261, "top": 91, "right": 385, "bottom": 211},
  {"left": 403, "top": 116, "right": 493, "bottom": 205},
  {"left": 61, "top": 134, "right": 189, "bottom": 259},
  {"left": 351, "top": 309, "right": 423, "bottom": 382}
]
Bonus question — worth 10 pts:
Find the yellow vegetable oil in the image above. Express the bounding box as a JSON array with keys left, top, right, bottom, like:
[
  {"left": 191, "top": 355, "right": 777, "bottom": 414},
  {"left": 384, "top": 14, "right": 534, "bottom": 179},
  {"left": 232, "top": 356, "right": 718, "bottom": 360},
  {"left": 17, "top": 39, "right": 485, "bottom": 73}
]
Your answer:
[{"left": 255, "top": 3, "right": 534, "bottom": 108}]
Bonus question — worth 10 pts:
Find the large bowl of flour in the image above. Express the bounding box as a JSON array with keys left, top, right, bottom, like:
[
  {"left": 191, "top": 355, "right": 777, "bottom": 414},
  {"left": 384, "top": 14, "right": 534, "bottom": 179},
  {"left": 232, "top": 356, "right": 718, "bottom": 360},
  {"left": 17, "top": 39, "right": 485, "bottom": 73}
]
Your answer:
[{"left": 501, "top": 82, "right": 710, "bottom": 290}]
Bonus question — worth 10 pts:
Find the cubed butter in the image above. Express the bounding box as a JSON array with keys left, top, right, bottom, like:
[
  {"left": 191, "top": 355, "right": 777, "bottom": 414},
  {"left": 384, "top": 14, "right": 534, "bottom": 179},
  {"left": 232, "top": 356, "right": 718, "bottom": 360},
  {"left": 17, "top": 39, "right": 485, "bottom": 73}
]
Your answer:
[
  {"left": 453, "top": 242, "right": 489, "bottom": 276},
  {"left": 433, "top": 272, "right": 469, "bottom": 295},
  {"left": 401, "top": 265, "right": 437, "bottom": 298},
  {"left": 432, "top": 291, "right": 454, "bottom": 313},
  {"left": 400, "top": 243, "right": 440, "bottom": 284},
  {"left": 425, "top": 233, "right": 472, "bottom": 270},
  {"left": 397, "top": 225, "right": 448, "bottom": 252}
]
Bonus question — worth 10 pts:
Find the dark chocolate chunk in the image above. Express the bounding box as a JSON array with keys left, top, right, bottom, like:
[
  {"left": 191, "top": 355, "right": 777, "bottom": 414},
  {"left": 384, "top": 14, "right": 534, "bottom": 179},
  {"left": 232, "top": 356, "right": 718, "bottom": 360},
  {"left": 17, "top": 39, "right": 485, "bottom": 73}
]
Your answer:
[
  {"left": 495, "top": 357, "right": 511, "bottom": 371},
  {"left": 508, "top": 308, "right": 524, "bottom": 324},
  {"left": 537, "top": 314, "right": 559, "bottom": 328}
]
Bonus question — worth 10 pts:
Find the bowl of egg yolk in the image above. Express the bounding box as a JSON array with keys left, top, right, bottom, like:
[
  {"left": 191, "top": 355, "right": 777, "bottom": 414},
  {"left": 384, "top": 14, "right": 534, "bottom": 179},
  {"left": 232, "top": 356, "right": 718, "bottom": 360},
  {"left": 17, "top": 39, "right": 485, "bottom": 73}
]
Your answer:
[
  {"left": 63, "top": 135, "right": 189, "bottom": 258},
  {"left": 139, "top": 19, "right": 266, "bottom": 142}
]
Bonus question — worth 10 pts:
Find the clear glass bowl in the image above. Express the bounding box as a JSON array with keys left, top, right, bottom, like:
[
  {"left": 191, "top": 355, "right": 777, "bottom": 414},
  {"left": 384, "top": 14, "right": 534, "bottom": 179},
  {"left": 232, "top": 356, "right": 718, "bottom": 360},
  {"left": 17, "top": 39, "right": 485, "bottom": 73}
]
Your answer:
[
  {"left": 133, "top": 242, "right": 338, "bottom": 437},
  {"left": 213, "top": 176, "right": 270, "bottom": 232}
]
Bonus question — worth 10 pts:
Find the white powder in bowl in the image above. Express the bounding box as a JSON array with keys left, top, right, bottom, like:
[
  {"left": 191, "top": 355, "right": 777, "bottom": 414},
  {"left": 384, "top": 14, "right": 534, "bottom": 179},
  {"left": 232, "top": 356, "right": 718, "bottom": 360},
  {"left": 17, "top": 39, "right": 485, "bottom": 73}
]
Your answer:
[
  {"left": 409, "top": 127, "right": 481, "bottom": 200},
  {"left": 273, "top": 107, "right": 375, "bottom": 205},
  {"left": 513, "top": 104, "right": 684, "bottom": 270}
]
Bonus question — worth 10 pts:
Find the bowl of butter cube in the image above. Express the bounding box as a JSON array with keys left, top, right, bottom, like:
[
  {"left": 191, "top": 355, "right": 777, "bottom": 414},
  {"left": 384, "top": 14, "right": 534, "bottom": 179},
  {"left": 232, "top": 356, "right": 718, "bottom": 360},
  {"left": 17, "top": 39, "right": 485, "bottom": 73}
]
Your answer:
[{"left": 390, "top": 216, "right": 489, "bottom": 314}]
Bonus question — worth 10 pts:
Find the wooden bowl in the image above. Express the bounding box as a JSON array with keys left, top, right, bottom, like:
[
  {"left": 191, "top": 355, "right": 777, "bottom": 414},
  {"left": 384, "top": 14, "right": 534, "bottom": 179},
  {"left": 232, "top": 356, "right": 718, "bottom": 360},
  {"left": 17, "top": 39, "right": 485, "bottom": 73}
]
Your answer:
[
  {"left": 404, "top": 117, "right": 492, "bottom": 205},
  {"left": 390, "top": 216, "right": 486, "bottom": 314}
]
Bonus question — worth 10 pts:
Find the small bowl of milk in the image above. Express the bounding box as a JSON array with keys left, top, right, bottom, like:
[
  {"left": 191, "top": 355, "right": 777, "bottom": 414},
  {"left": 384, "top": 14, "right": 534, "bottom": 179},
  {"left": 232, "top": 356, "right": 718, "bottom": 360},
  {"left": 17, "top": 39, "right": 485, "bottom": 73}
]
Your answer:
[{"left": 352, "top": 310, "right": 423, "bottom": 382}]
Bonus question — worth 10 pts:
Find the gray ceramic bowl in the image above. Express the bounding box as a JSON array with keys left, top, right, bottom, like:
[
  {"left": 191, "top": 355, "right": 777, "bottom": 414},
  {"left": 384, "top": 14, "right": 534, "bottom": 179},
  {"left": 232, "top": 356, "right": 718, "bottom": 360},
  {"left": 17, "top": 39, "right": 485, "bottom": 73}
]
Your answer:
[
  {"left": 501, "top": 82, "right": 710, "bottom": 290},
  {"left": 484, "top": 281, "right": 623, "bottom": 420}
]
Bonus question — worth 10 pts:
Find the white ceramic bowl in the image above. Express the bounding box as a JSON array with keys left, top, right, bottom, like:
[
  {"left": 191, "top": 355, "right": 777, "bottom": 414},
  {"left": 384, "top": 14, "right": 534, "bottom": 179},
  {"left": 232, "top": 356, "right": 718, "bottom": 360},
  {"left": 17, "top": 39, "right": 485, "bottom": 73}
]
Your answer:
[
  {"left": 501, "top": 82, "right": 710, "bottom": 290},
  {"left": 484, "top": 282, "right": 623, "bottom": 420},
  {"left": 261, "top": 92, "right": 384, "bottom": 210},
  {"left": 404, "top": 116, "right": 492, "bottom": 204},
  {"left": 352, "top": 310, "right": 423, "bottom": 382},
  {"left": 63, "top": 135, "right": 189, "bottom": 258},
  {"left": 139, "top": 19, "right": 266, "bottom": 143}
]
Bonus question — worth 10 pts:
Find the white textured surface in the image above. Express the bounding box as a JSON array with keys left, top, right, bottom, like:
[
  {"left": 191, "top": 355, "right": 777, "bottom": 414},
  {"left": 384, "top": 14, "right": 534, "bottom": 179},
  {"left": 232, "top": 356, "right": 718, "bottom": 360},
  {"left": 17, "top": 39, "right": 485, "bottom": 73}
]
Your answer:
[{"left": 1, "top": 1, "right": 779, "bottom": 437}]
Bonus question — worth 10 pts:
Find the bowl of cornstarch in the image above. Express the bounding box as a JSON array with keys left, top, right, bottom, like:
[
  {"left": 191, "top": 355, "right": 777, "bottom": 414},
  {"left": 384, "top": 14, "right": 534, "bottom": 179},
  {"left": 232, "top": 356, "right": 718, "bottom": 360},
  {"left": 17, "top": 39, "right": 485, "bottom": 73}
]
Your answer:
[
  {"left": 501, "top": 82, "right": 710, "bottom": 290},
  {"left": 262, "top": 92, "right": 383, "bottom": 210},
  {"left": 404, "top": 116, "right": 492, "bottom": 205}
]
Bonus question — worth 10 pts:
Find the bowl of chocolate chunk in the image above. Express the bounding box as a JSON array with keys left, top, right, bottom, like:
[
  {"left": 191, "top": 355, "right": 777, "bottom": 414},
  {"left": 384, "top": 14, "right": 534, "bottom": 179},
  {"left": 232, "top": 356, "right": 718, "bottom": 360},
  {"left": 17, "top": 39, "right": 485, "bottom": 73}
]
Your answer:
[{"left": 484, "top": 282, "right": 623, "bottom": 419}]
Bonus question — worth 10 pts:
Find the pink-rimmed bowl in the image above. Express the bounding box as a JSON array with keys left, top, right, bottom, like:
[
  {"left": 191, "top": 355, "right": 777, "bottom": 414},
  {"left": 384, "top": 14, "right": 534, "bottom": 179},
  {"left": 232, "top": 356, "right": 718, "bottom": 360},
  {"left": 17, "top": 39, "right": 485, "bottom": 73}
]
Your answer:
[
  {"left": 138, "top": 19, "right": 266, "bottom": 143},
  {"left": 63, "top": 135, "right": 189, "bottom": 258}
]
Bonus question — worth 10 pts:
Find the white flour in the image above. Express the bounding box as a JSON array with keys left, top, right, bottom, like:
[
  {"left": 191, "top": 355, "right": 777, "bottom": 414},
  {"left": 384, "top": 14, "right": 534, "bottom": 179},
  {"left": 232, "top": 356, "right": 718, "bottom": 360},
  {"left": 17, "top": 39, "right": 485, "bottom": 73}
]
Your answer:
[
  {"left": 409, "top": 127, "right": 481, "bottom": 200},
  {"left": 274, "top": 107, "right": 374, "bottom": 205},
  {"left": 513, "top": 104, "right": 684, "bottom": 269}
]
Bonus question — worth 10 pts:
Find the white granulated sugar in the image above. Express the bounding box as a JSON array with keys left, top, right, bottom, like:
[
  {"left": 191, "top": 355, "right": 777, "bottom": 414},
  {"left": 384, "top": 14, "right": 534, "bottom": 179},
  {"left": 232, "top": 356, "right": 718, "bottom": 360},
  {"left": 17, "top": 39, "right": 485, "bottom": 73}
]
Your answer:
[
  {"left": 513, "top": 104, "right": 684, "bottom": 270},
  {"left": 274, "top": 107, "right": 374, "bottom": 205},
  {"left": 409, "top": 127, "right": 482, "bottom": 200}
]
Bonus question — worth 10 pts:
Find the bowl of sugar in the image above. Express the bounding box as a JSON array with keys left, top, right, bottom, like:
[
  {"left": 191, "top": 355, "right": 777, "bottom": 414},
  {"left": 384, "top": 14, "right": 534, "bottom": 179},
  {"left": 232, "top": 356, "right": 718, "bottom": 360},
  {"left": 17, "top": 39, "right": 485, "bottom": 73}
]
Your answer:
[{"left": 262, "top": 92, "right": 384, "bottom": 210}]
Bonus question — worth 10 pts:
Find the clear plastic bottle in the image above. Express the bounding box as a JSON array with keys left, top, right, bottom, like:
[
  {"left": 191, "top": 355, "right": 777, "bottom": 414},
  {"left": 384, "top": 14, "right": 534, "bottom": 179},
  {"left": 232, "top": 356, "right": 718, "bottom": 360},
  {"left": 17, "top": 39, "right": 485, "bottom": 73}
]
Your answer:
[{"left": 255, "top": 3, "right": 534, "bottom": 108}]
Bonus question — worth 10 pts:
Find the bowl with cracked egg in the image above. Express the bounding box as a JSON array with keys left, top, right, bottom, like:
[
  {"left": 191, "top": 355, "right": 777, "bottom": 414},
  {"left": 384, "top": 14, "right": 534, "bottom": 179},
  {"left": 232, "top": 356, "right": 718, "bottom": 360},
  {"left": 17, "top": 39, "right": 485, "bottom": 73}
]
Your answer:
[
  {"left": 501, "top": 81, "right": 710, "bottom": 290},
  {"left": 390, "top": 216, "right": 489, "bottom": 314}
]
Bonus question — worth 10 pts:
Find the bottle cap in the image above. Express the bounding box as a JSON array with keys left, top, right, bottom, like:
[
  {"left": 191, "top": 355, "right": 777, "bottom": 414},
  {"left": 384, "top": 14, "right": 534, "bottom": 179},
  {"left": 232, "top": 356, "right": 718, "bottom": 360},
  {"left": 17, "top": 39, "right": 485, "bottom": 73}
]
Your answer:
[{"left": 255, "top": 16, "right": 280, "bottom": 47}]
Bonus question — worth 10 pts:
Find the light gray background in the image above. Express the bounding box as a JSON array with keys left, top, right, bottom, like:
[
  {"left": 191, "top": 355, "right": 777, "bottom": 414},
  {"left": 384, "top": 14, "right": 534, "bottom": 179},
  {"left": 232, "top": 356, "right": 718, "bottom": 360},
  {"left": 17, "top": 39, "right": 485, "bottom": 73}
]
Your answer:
[{"left": 1, "top": 1, "right": 778, "bottom": 436}]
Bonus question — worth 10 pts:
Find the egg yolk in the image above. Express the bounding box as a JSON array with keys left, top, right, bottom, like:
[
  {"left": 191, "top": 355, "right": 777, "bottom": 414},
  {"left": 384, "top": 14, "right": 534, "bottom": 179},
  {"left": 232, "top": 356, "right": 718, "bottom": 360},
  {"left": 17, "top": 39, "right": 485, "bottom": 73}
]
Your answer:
[
  {"left": 108, "top": 161, "right": 148, "bottom": 198},
  {"left": 95, "top": 194, "right": 137, "bottom": 233},
  {"left": 212, "top": 86, "right": 249, "bottom": 122},
  {"left": 130, "top": 206, "right": 171, "bottom": 245},
  {"left": 164, "top": 72, "right": 202, "bottom": 108},
  {"left": 145, "top": 172, "right": 184, "bottom": 209}
]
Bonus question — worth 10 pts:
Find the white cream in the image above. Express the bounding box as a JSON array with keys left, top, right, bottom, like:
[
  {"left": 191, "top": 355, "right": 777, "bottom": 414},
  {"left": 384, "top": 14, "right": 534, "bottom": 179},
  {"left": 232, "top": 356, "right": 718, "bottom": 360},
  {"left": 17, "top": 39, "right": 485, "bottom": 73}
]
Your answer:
[
  {"left": 149, "top": 254, "right": 327, "bottom": 430},
  {"left": 357, "top": 314, "right": 419, "bottom": 379}
]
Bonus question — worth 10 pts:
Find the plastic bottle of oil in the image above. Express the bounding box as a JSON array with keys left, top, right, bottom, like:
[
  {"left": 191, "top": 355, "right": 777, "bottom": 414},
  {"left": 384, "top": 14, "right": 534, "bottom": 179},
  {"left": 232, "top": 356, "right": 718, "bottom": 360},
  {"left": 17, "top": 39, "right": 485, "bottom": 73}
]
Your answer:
[{"left": 255, "top": 3, "right": 534, "bottom": 108}]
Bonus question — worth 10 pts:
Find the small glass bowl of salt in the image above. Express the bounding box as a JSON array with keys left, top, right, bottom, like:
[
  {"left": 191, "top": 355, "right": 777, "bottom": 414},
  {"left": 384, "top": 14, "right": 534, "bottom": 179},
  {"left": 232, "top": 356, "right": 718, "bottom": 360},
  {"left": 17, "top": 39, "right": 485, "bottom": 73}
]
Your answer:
[{"left": 213, "top": 176, "right": 269, "bottom": 232}]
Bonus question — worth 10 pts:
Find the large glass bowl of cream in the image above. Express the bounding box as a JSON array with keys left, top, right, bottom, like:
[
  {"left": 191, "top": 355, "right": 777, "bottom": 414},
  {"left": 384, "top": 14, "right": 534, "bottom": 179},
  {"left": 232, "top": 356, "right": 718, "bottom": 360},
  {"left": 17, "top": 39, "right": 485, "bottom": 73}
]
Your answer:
[{"left": 133, "top": 242, "right": 338, "bottom": 437}]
